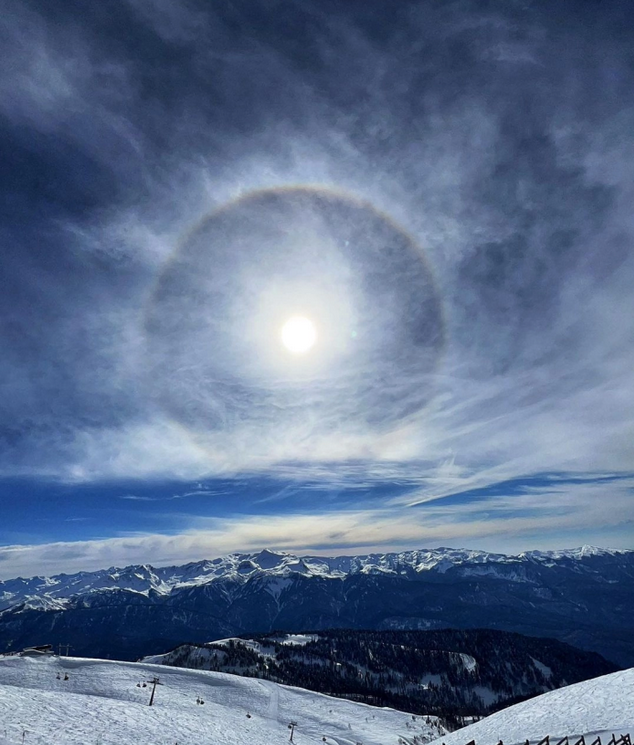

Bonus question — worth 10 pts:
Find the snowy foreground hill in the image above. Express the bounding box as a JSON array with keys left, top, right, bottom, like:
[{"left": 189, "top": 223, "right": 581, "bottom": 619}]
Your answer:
[
  {"left": 437, "top": 668, "right": 634, "bottom": 745},
  {"left": 0, "top": 657, "right": 632, "bottom": 745},
  {"left": 0, "top": 653, "right": 444, "bottom": 745}
]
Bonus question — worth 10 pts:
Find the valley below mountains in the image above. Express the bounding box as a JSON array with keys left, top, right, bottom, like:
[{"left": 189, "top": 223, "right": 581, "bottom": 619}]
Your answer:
[{"left": 0, "top": 546, "right": 632, "bottom": 667}]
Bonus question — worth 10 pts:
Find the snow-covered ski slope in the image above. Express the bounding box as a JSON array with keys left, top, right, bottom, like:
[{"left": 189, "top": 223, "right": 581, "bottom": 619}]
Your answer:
[
  {"left": 433, "top": 668, "right": 634, "bottom": 745},
  {"left": 0, "top": 654, "right": 443, "bottom": 745}
]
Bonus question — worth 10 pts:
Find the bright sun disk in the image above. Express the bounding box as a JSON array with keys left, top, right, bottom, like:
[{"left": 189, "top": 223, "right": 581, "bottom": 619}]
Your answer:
[{"left": 281, "top": 316, "right": 317, "bottom": 354}]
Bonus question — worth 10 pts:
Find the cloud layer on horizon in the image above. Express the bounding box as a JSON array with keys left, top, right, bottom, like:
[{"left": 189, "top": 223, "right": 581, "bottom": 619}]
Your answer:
[{"left": 0, "top": 472, "right": 632, "bottom": 579}]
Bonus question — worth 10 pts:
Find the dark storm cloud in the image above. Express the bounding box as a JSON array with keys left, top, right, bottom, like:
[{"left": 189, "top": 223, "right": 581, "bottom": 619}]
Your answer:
[{"left": 0, "top": 0, "right": 633, "bottom": 543}]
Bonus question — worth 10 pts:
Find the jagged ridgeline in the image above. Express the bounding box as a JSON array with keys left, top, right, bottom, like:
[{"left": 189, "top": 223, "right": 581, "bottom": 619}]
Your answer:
[
  {"left": 1, "top": 548, "right": 633, "bottom": 666},
  {"left": 143, "top": 628, "right": 618, "bottom": 722}
]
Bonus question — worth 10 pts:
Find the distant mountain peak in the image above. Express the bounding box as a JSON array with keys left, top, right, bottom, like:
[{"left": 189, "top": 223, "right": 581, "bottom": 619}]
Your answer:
[{"left": 253, "top": 549, "right": 289, "bottom": 568}]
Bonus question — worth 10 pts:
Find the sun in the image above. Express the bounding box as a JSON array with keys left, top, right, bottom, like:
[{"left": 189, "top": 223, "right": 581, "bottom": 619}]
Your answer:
[{"left": 280, "top": 315, "right": 317, "bottom": 354}]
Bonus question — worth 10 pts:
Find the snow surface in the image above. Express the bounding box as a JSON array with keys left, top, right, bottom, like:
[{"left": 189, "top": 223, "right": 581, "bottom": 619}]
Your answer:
[
  {"left": 274, "top": 634, "right": 320, "bottom": 647},
  {"left": 0, "top": 653, "right": 444, "bottom": 745},
  {"left": 457, "top": 653, "right": 477, "bottom": 673},
  {"left": 530, "top": 656, "right": 553, "bottom": 680},
  {"left": 432, "top": 668, "right": 634, "bottom": 745}
]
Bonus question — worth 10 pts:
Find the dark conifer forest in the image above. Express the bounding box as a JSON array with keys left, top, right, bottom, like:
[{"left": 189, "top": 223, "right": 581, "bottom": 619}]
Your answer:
[{"left": 150, "top": 628, "right": 617, "bottom": 723}]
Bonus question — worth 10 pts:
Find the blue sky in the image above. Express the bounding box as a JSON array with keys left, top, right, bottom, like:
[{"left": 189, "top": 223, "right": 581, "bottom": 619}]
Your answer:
[{"left": 1, "top": 0, "right": 633, "bottom": 578}]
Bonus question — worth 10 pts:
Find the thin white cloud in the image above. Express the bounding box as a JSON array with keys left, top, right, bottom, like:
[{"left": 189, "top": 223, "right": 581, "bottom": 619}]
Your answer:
[
  {"left": 118, "top": 491, "right": 215, "bottom": 502},
  {"left": 1, "top": 476, "right": 632, "bottom": 579}
]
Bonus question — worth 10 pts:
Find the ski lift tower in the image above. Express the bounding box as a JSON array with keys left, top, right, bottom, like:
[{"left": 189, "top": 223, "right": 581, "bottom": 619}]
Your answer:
[{"left": 146, "top": 676, "right": 163, "bottom": 706}]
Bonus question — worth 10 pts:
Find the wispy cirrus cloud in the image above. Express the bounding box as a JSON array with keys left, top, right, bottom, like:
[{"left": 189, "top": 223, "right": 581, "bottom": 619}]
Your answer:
[
  {"left": 0, "top": 472, "right": 631, "bottom": 578},
  {"left": 0, "top": 0, "right": 633, "bottom": 571},
  {"left": 118, "top": 489, "right": 222, "bottom": 502}
]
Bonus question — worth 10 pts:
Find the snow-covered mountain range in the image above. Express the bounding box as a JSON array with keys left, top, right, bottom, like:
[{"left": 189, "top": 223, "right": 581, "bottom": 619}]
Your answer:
[
  {"left": 0, "top": 546, "right": 632, "bottom": 666},
  {"left": 0, "top": 546, "right": 628, "bottom": 611}
]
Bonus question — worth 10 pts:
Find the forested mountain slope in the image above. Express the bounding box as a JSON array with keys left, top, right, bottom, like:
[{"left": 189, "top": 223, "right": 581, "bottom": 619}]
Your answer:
[{"left": 144, "top": 628, "right": 618, "bottom": 721}]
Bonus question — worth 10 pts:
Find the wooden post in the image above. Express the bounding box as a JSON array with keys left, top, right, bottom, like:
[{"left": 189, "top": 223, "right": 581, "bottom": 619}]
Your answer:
[{"left": 289, "top": 721, "right": 298, "bottom": 742}]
